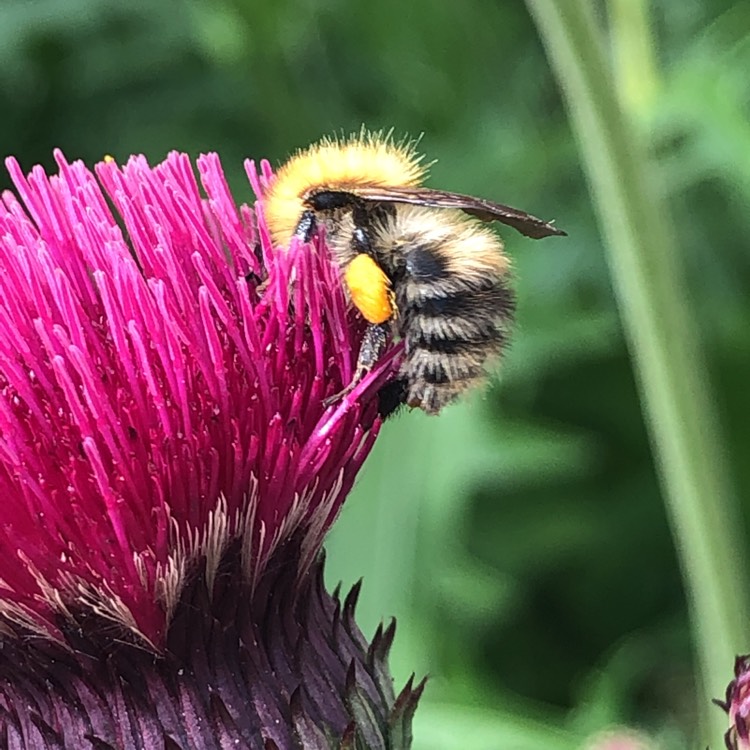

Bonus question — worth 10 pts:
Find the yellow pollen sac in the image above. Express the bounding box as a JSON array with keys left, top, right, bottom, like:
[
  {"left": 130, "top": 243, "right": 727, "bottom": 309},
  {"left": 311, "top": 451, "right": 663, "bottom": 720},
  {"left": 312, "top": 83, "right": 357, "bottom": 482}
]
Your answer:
[{"left": 344, "top": 254, "right": 394, "bottom": 324}]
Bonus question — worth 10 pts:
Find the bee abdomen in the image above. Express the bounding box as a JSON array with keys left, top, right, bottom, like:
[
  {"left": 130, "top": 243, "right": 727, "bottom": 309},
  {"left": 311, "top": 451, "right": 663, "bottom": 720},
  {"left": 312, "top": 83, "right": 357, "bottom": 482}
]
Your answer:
[{"left": 397, "top": 256, "right": 515, "bottom": 414}]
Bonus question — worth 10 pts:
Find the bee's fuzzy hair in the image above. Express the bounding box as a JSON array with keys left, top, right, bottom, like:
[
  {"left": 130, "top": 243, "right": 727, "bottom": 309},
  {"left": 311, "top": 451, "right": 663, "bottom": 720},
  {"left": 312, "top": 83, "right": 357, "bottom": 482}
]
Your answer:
[{"left": 263, "top": 128, "right": 429, "bottom": 248}]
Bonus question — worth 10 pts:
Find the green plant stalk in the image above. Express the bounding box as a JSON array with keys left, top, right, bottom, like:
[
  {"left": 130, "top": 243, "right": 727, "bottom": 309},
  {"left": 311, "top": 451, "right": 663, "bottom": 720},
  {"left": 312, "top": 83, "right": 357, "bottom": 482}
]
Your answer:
[
  {"left": 525, "top": 0, "right": 750, "bottom": 742},
  {"left": 608, "top": 0, "right": 659, "bottom": 117}
]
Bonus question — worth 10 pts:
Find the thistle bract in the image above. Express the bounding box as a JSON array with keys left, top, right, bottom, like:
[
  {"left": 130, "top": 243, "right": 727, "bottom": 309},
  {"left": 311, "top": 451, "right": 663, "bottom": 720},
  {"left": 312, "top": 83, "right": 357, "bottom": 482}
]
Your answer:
[{"left": 718, "top": 655, "right": 750, "bottom": 750}]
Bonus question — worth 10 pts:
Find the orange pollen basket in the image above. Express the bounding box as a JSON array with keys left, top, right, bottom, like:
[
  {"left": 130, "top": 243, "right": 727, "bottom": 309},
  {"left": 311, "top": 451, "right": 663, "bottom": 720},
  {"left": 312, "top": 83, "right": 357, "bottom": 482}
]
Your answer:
[{"left": 344, "top": 253, "right": 394, "bottom": 324}]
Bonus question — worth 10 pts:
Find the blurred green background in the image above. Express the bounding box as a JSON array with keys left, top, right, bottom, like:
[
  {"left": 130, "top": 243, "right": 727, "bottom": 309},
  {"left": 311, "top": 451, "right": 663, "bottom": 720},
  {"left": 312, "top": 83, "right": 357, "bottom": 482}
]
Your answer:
[{"left": 2, "top": 1, "right": 749, "bottom": 748}]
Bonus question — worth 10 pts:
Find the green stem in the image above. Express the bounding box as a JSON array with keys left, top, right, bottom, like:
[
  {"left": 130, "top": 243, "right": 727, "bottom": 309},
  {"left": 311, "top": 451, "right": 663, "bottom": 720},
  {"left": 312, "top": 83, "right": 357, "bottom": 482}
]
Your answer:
[
  {"left": 608, "top": 0, "right": 659, "bottom": 116},
  {"left": 525, "top": 0, "right": 750, "bottom": 743}
]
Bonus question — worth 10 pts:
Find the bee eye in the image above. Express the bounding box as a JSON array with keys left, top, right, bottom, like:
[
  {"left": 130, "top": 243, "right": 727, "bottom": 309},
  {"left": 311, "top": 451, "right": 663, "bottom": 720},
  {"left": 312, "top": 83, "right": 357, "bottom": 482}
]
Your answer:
[{"left": 306, "top": 191, "right": 356, "bottom": 211}]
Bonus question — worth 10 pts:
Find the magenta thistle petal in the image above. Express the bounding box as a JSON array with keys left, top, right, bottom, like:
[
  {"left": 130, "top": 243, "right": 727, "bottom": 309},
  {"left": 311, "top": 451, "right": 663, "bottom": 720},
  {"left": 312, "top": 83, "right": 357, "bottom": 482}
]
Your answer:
[{"left": 0, "top": 149, "right": 400, "bottom": 649}]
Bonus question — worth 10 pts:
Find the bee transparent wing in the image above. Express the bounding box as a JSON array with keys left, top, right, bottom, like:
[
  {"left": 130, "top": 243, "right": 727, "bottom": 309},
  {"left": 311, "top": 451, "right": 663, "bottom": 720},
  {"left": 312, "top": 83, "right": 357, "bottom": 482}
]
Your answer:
[{"left": 353, "top": 186, "right": 566, "bottom": 239}]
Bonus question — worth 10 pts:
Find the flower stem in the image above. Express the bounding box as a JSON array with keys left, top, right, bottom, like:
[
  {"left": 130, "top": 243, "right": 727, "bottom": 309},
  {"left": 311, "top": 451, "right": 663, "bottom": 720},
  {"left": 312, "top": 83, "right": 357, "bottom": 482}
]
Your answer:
[
  {"left": 525, "top": 0, "right": 750, "bottom": 742},
  {"left": 608, "top": 0, "right": 659, "bottom": 117}
]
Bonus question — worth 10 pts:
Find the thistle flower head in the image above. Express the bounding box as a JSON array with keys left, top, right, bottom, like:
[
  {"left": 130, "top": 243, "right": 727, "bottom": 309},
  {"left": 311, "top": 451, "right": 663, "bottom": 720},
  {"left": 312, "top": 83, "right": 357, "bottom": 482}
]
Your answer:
[
  {"left": 717, "top": 655, "right": 750, "bottom": 750},
  {"left": 0, "top": 150, "right": 417, "bottom": 748}
]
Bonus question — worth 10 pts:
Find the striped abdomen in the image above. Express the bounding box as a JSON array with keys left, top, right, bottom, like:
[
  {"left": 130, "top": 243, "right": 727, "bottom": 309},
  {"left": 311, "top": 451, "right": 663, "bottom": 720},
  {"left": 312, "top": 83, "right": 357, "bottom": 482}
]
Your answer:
[{"left": 376, "top": 206, "right": 515, "bottom": 414}]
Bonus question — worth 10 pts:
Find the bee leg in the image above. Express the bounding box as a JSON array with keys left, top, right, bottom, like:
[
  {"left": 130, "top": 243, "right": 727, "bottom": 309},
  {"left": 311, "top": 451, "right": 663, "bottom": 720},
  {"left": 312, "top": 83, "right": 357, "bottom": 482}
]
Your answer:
[
  {"left": 294, "top": 210, "right": 317, "bottom": 242},
  {"left": 244, "top": 241, "right": 268, "bottom": 292},
  {"left": 354, "top": 322, "right": 389, "bottom": 377},
  {"left": 322, "top": 323, "right": 389, "bottom": 407},
  {"left": 260, "top": 212, "right": 317, "bottom": 309}
]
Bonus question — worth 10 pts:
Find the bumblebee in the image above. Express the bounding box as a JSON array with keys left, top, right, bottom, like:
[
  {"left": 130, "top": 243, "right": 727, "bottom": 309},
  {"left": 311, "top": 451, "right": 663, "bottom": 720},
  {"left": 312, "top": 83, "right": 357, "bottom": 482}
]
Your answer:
[{"left": 263, "top": 130, "right": 565, "bottom": 416}]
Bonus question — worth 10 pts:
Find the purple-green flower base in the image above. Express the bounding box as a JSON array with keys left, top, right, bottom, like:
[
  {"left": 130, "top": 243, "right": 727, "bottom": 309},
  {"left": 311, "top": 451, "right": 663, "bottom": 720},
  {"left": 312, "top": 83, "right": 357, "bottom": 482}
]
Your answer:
[{"left": 0, "top": 544, "right": 423, "bottom": 749}]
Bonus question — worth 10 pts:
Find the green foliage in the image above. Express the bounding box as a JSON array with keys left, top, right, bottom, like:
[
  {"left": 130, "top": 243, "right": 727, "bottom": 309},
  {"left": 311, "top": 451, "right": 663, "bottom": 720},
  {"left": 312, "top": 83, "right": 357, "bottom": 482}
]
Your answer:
[
  {"left": 527, "top": 2, "right": 749, "bottom": 744},
  {"left": 2, "top": 1, "right": 749, "bottom": 747}
]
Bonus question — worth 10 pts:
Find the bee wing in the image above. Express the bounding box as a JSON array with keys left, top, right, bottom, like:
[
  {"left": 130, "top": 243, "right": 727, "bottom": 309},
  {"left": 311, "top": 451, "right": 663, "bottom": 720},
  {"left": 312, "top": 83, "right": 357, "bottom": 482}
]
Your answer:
[{"left": 353, "top": 186, "right": 566, "bottom": 239}]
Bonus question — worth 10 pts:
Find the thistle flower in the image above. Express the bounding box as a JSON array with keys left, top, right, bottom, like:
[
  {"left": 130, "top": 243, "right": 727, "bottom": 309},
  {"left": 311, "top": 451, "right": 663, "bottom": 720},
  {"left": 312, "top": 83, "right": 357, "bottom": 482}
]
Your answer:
[
  {"left": 0, "top": 150, "right": 422, "bottom": 748},
  {"left": 717, "top": 656, "right": 750, "bottom": 750}
]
